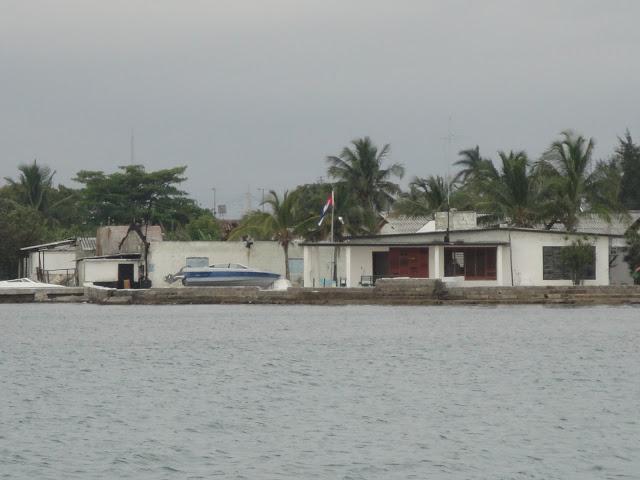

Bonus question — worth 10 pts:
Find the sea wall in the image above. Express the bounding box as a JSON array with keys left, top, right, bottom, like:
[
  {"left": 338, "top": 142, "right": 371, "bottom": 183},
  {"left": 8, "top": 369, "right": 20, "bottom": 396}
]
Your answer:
[
  {"left": 2, "top": 280, "right": 640, "bottom": 305},
  {"left": 83, "top": 279, "right": 640, "bottom": 306}
]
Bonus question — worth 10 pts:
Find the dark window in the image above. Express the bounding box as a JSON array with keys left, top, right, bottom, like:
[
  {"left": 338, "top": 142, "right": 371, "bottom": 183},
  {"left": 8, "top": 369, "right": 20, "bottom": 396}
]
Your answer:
[
  {"left": 445, "top": 247, "right": 497, "bottom": 280},
  {"left": 542, "top": 246, "right": 596, "bottom": 280}
]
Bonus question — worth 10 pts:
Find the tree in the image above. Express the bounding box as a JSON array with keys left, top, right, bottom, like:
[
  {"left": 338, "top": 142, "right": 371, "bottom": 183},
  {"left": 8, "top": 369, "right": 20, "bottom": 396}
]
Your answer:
[
  {"left": 0, "top": 198, "right": 50, "bottom": 279},
  {"left": 327, "top": 137, "right": 404, "bottom": 214},
  {"left": 617, "top": 130, "right": 640, "bottom": 210},
  {"left": 560, "top": 238, "right": 596, "bottom": 285},
  {"left": 74, "top": 165, "right": 204, "bottom": 231},
  {"left": 623, "top": 221, "right": 640, "bottom": 284},
  {"left": 4, "top": 160, "right": 56, "bottom": 212},
  {"left": 588, "top": 158, "right": 624, "bottom": 217},
  {"left": 537, "top": 130, "right": 619, "bottom": 231},
  {"left": 453, "top": 146, "right": 497, "bottom": 184},
  {"left": 393, "top": 175, "right": 451, "bottom": 216},
  {"left": 229, "top": 190, "right": 314, "bottom": 279},
  {"left": 478, "top": 151, "right": 543, "bottom": 227},
  {"left": 185, "top": 213, "right": 222, "bottom": 240}
]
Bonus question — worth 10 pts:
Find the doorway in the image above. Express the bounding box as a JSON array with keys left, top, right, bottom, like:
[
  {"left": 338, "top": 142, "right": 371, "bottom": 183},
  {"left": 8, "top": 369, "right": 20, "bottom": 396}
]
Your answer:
[{"left": 118, "top": 263, "right": 135, "bottom": 289}]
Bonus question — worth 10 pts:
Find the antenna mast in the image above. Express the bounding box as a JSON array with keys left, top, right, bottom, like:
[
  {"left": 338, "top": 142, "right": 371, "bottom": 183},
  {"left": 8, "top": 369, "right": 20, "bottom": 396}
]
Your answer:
[{"left": 130, "top": 129, "right": 135, "bottom": 165}]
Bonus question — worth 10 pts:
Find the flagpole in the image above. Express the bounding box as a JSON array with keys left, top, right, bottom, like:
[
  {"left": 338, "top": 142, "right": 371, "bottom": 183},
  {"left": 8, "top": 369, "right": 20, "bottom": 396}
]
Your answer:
[
  {"left": 331, "top": 189, "right": 336, "bottom": 286},
  {"left": 330, "top": 189, "right": 335, "bottom": 243}
]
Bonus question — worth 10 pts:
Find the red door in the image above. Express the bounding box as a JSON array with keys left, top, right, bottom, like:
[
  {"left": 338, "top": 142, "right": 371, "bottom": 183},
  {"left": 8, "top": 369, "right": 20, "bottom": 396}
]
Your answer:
[{"left": 388, "top": 248, "right": 429, "bottom": 277}]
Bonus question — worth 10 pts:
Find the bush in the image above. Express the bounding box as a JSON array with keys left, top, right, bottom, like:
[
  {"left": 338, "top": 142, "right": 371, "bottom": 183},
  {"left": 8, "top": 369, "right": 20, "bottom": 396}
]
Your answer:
[{"left": 560, "top": 238, "right": 595, "bottom": 285}]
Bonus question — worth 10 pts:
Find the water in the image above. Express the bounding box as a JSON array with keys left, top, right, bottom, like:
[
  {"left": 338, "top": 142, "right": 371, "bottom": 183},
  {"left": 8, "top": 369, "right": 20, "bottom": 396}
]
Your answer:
[{"left": 1, "top": 304, "right": 639, "bottom": 479}]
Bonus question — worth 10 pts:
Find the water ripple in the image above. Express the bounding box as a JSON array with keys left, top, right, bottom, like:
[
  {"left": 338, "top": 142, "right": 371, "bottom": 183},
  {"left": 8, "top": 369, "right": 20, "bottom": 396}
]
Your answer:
[{"left": 0, "top": 304, "right": 639, "bottom": 479}]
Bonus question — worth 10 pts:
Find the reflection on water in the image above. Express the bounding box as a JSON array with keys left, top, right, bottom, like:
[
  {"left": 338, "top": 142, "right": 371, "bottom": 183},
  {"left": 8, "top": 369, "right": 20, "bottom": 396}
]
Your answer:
[{"left": 1, "top": 304, "right": 639, "bottom": 479}]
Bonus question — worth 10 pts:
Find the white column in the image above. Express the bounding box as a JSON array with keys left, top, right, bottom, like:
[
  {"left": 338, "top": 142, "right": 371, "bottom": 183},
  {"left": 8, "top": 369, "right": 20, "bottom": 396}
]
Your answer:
[
  {"left": 303, "top": 246, "right": 311, "bottom": 287},
  {"left": 433, "top": 246, "right": 443, "bottom": 279},
  {"left": 345, "top": 247, "right": 352, "bottom": 288},
  {"left": 496, "top": 245, "right": 504, "bottom": 285}
]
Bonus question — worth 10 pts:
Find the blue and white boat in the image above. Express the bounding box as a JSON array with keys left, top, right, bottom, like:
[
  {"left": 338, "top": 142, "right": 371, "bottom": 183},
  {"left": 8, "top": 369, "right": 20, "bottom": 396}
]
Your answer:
[{"left": 165, "top": 263, "right": 280, "bottom": 288}]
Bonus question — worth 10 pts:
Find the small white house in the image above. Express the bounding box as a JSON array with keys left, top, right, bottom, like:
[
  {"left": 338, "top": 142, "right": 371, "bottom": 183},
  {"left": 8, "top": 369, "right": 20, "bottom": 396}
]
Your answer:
[
  {"left": 19, "top": 238, "right": 96, "bottom": 285},
  {"left": 302, "top": 223, "right": 628, "bottom": 288},
  {"left": 77, "top": 254, "right": 142, "bottom": 288}
]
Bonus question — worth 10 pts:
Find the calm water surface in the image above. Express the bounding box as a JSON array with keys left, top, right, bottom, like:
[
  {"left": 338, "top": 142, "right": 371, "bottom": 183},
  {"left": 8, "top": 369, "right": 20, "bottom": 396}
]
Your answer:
[{"left": 1, "top": 304, "right": 639, "bottom": 479}]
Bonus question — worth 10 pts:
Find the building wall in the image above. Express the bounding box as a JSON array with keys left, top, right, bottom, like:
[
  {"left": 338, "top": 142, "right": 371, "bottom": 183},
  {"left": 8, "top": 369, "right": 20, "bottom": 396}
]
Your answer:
[
  {"left": 305, "top": 230, "right": 613, "bottom": 288},
  {"left": 96, "top": 225, "right": 163, "bottom": 256},
  {"left": 344, "top": 246, "right": 389, "bottom": 287},
  {"left": 508, "top": 231, "right": 609, "bottom": 286},
  {"left": 78, "top": 259, "right": 140, "bottom": 285},
  {"left": 147, "top": 241, "right": 307, "bottom": 287},
  {"left": 609, "top": 244, "right": 634, "bottom": 285},
  {"left": 27, "top": 251, "right": 76, "bottom": 280},
  {"left": 302, "top": 246, "right": 346, "bottom": 287}
]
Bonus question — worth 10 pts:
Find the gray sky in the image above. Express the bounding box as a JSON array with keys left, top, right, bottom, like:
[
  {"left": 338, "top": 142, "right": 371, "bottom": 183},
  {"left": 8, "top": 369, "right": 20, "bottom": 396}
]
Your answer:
[{"left": 2, "top": 0, "right": 639, "bottom": 217}]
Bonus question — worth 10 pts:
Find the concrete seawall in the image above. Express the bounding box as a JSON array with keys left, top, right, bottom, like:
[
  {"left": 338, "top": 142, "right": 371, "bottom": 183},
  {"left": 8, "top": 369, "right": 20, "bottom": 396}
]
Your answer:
[{"left": 2, "top": 280, "right": 640, "bottom": 306}]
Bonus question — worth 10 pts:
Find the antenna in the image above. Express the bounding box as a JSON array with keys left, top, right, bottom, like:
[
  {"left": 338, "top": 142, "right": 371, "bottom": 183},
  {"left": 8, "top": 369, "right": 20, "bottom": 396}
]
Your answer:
[
  {"left": 244, "top": 185, "right": 252, "bottom": 214},
  {"left": 441, "top": 116, "right": 465, "bottom": 243},
  {"left": 130, "top": 129, "right": 135, "bottom": 165}
]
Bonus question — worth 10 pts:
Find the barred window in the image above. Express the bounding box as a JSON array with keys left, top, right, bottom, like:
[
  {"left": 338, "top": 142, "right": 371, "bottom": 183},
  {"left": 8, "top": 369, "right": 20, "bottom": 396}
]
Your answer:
[{"left": 542, "top": 246, "right": 595, "bottom": 280}]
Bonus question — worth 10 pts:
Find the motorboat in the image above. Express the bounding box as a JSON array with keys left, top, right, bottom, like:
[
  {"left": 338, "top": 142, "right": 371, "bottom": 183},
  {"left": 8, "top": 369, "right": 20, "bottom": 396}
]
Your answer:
[{"left": 164, "top": 263, "right": 280, "bottom": 288}]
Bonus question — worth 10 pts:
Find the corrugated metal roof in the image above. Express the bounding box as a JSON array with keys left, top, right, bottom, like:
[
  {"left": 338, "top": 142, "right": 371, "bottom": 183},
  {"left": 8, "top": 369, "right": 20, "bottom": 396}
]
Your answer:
[
  {"left": 379, "top": 216, "right": 432, "bottom": 234},
  {"left": 20, "top": 239, "right": 75, "bottom": 252},
  {"left": 548, "top": 212, "right": 640, "bottom": 236},
  {"left": 77, "top": 237, "right": 97, "bottom": 251}
]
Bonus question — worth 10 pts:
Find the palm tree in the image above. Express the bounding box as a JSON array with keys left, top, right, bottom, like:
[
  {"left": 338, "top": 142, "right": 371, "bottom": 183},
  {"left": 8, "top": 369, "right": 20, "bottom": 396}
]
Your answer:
[
  {"left": 537, "top": 130, "right": 618, "bottom": 231},
  {"left": 229, "top": 190, "right": 313, "bottom": 280},
  {"left": 394, "top": 175, "right": 451, "bottom": 216},
  {"left": 479, "top": 151, "right": 542, "bottom": 227},
  {"left": 453, "top": 146, "right": 497, "bottom": 184},
  {"left": 327, "top": 137, "right": 404, "bottom": 214},
  {"left": 4, "top": 160, "right": 55, "bottom": 212}
]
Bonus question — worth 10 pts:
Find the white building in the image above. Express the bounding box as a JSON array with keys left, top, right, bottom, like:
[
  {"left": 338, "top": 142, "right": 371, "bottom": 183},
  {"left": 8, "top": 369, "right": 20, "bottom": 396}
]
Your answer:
[
  {"left": 19, "top": 238, "right": 96, "bottom": 285},
  {"left": 77, "top": 253, "right": 142, "bottom": 288},
  {"left": 303, "top": 212, "right": 638, "bottom": 288}
]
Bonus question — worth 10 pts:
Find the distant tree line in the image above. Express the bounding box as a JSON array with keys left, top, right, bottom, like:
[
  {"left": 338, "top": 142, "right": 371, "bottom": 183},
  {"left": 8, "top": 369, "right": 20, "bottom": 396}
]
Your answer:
[{"left": 2, "top": 130, "right": 640, "bottom": 279}]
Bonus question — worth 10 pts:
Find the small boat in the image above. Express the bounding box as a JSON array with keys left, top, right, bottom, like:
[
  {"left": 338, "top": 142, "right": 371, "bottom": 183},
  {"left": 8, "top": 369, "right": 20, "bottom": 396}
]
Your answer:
[
  {"left": 0, "top": 278, "right": 66, "bottom": 289},
  {"left": 164, "top": 263, "right": 280, "bottom": 288}
]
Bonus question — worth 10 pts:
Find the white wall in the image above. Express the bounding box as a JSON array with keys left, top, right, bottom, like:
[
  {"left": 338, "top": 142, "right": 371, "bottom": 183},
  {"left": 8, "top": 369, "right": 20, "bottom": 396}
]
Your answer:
[
  {"left": 305, "top": 230, "right": 612, "bottom": 288},
  {"left": 147, "top": 241, "right": 307, "bottom": 287},
  {"left": 78, "top": 259, "right": 140, "bottom": 285},
  {"left": 27, "top": 251, "right": 76, "bottom": 279},
  {"left": 344, "top": 246, "right": 389, "bottom": 287},
  {"left": 302, "top": 246, "right": 346, "bottom": 287},
  {"left": 509, "top": 231, "right": 609, "bottom": 286}
]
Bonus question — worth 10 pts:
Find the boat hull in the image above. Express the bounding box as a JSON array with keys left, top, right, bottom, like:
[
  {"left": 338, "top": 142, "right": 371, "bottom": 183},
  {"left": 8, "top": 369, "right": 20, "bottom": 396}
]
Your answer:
[{"left": 182, "top": 271, "right": 280, "bottom": 288}]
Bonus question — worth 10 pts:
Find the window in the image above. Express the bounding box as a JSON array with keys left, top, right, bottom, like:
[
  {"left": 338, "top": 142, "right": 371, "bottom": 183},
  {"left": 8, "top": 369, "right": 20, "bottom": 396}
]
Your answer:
[
  {"left": 542, "top": 246, "right": 596, "bottom": 280},
  {"left": 445, "top": 247, "right": 497, "bottom": 280},
  {"left": 186, "top": 257, "right": 209, "bottom": 268}
]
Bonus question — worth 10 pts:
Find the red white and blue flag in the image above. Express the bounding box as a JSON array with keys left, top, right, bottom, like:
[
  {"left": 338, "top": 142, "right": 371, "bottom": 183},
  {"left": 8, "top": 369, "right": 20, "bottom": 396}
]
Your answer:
[{"left": 318, "top": 191, "right": 334, "bottom": 226}]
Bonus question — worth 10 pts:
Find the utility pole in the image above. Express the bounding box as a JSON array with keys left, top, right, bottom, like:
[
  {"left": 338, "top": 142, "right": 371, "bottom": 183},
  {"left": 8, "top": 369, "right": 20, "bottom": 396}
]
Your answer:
[
  {"left": 257, "top": 187, "right": 265, "bottom": 211},
  {"left": 211, "top": 188, "right": 216, "bottom": 216}
]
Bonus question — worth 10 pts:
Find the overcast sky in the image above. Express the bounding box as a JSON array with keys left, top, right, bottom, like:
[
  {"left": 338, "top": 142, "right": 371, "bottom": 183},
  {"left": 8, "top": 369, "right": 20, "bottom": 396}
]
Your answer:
[{"left": 2, "top": 0, "right": 639, "bottom": 216}]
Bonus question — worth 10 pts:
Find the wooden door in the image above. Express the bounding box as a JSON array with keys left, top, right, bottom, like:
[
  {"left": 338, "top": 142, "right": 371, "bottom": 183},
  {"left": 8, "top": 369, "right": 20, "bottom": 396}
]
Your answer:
[{"left": 388, "top": 248, "right": 429, "bottom": 277}]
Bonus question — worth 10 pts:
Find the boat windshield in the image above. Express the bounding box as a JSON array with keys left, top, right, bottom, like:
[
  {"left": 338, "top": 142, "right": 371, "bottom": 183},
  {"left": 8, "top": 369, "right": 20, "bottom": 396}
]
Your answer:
[{"left": 210, "top": 263, "right": 248, "bottom": 269}]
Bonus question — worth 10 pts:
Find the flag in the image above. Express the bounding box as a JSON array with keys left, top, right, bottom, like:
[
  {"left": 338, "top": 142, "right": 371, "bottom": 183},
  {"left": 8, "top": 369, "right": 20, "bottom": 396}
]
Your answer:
[{"left": 318, "top": 191, "right": 334, "bottom": 226}]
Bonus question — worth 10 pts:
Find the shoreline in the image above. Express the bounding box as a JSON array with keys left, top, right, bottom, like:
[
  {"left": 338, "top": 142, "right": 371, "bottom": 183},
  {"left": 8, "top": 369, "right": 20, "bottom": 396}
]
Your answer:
[{"left": 2, "top": 281, "right": 640, "bottom": 306}]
